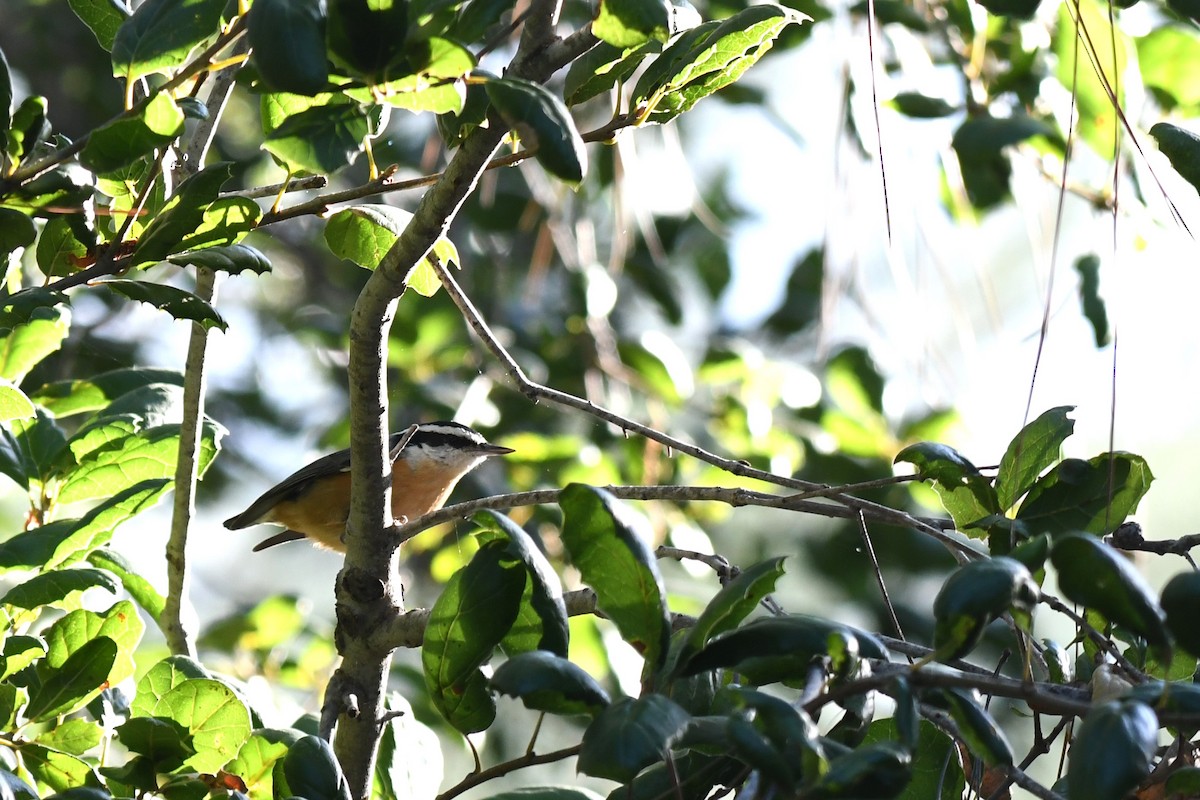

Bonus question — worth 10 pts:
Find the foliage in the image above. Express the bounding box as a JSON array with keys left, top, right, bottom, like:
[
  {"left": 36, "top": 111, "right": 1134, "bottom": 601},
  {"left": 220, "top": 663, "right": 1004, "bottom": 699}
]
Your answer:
[{"left": 0, "top": 0, "right": 1199, "bottom": 796}]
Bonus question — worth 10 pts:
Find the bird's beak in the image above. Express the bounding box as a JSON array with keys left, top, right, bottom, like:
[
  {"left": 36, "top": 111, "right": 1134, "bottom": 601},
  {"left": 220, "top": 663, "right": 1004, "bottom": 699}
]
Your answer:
[{"left": 482, "top": 443, "right": 515, "bottom": 456}]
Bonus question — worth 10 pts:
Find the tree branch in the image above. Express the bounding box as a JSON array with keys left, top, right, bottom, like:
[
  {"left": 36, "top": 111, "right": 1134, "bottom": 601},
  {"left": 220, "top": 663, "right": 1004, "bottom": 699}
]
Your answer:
[{"left": 162, "top": 38, "right": 246, "bottom": 657}]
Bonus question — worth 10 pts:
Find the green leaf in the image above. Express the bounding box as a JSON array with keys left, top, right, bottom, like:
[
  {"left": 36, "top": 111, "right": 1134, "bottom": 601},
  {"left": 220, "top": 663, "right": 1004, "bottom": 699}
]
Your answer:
[
  {"left": 1150, "top": 122, "right": 1200, "bottom": 197},
  {"left": 1074, "top": 255, "right": 1111, "bottom": 348},
  {"left": 132, "top": 655, "right": 211, "bottom": 717},
  {"left": 43, "top": 600, "right": 145, "bottom": 687},
  {"left": 103, "top": 280, "right": 226, "bottom": 330},
  {"left": 112, "top": 0, "right": 228, "bottom": 81},
  {"left": 0, "top": 380, "right": 34, "bottom": 422},
  {"left": 262, "top": 95, "right": 374, "bottom": 175},
  {"left": 974, "top": 0, "right": 1040, "bottom": 17},
  {"left": 19, "top": 743, "right": 102, "bottom": 795},
  {"left": 174, "top": 196, "right": 261, "bottom": 253},
  {"left": 0, "top": 303, "right": 71, "bottom": 384},
  {"left": 32, "top": 367, "right": 182, "bottom": 419},
  {"left": 422, "top": 542, "right": 526, "bottom": 732},
  {"left": 0, "top": 408, "right": 68, "bottom": 489},
  {"left": 489, "top": 651, "right": 610, "bottom": 715},
  {"left": 0, "top": 208, "right": 37, "bottom": 260},
  {"left": 3, "top": 635, "right": 47, "bottom": 680},
  {"left": 26, "top": 636, "right": 118, "bottom": 721},
  {"left": 89, "top": 549, "right": 166, "bottom": 619},
  {"left": 1139, "top": 27, "right": 1200, "bottom": 111},
  {"left": 34, "top": 217, "right": 89, "bottom": 280},
  {"left": 1054, "top": 0, "right": 1127, "bottom": 159},
  {"left": 145, "top": 678, "right": 252, "bottom": 773},
  {"left": 57, "top": 420, "right": 223, "bottom": 504},
  {"left": 116, "top": 716, "right": 194, "bottom": 766},
  {"left": 889, "top": 92, "right": 958, "bottom": 118},
  {"left": 669, "top": 556, "right": 786, "bottom": 677},
  {"left": 927, "top": 688, "right": 1012, "bottom": 766},
  {"left": 323, "top": 204, "right": 459, "bottom": 296},
  {"left": 631, "top": 6, "right": 808, "bottom": 125},
  {"left": 564, "top": 42, "right": 657, "bottom": 107},
  {"left": 1167, "top": 768, "right": 1200, "bottom": 798},
  {"left": 951, "top": 115, "right": 1055, "bottom": 208},
  {"left": 559, "top": 484, "right": 670, "bottom": 674},
  {"left": 326, "top": 0, "right": 408, "bottom": 79},
  {"left": 225, "top": 729, "right": 298, "bottom": 798},
  {"left": 809, "top": 742, "right": 912, "bottom": 798},
  {"left": 248, "top": 0, "right": 328, "bottom": 95},
  {"left": 931, "top": 557, "right": 1038, "bottom": 661},
  {"left": 861, "top": 719, "right": 963, "bottom": 799},
  {"left": 1051, "top": 533, "right": 1170, "bottom": 654},
  {"left": 474, "top": 510, "right": 568, "bottom": 656},
  {"left": 1162, "top": 572, "right": 1200, "bottom": 659},
  {"left": 2, "top": 568, "right": 118, "bottom": 611},
  {"left": 0, "top": 289, "right": 71, "bottom": 329},
  {"left": 485, "top": 77, "right": 588, "bottom": 185},
  {"left": 80, "top": 92, "right": 184, "bottom": 173},
  {"left": 894, "top": 442, "right": 978, "bottom": 483},
  {"left": 896, "top": 441, "right": 998, "bottom": 532},
  {"left": 284, "top": 736, "right": 352, "bottom": 800},
  {"left": 1066, "top": 701, "right": 1157, "bottom": 800},
  {"left": 167, "top": 243, "right": 272, "bottom": 274},
  {"left": 480, "top": 789, "right": 603, "bottom": 800},
  {"left": 1016, "top": 453, "right": 1153, "bottom": 536},
  {"left": 374, "top": 694, "right": 442, "bottom": 800},
  {"left": 578, "top": 696, "right": 690, "bottom": 782},
  {"left": 35, "top": 718, "right": 104, "bottom": 756},
  {"left": 130, "top": 163, "right": 234, "bottom": 266},
  {"left": 69, "top": 0, "right": 129, "bottom": 50},
  {"left": 594, "top": 0, "right": 672, "bottom": 48},
  {"left": 682, "top": 615, "right": 875, "bottom": 684},
  {"left": 995, "top": 406, "right": 1075, "bottom": 511},
  {"left": 342, "top": 38, "right": 474, "bottom": 114}
]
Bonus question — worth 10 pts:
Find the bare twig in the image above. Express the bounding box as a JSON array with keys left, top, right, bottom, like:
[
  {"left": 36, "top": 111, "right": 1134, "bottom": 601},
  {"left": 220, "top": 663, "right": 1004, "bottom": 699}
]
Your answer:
[
  {"left": 1109, "top": 521, "right": 1200, "bottom": 569},
  {"left": 426, "top": 254, "right": 983, "bottom": 562},
  {"left": 436, "top": 745, "right": 582, "bottom": 800},
  {"left": 162, "top": 38, "right": 247, "bottom": 657}
]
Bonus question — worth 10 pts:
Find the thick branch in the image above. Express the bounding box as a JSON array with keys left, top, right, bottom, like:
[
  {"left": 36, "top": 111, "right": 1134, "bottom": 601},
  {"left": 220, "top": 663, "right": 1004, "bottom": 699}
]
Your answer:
[{"left": 333, "top": 3, "right": 588, "bottom": 797}]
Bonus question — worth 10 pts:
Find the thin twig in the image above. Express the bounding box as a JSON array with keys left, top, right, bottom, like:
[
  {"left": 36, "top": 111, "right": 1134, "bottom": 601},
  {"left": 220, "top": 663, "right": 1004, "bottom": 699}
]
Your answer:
[
  {"left": 436, "top": 745, "right": 582, "bottom": 800},
  {"left": 856, "top": 510, "right": 908, "bottom": 653},
  {"left": 426, "top": 253, "right": 982, "bottom": 561}
]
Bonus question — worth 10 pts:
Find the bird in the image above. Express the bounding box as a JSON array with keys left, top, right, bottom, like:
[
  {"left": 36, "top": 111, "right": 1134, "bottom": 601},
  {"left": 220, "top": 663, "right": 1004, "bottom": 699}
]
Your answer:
[{"left": 223, "top": 421, "right": 514, "bottom": 552}]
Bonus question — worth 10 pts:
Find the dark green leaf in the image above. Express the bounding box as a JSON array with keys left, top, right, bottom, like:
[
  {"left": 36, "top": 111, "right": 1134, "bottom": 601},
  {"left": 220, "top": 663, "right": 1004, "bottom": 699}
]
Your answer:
[
  {"left": 283, "top": 736, "right": 352, "bottom": 800},
  {"left": 474, "top": 510, "right": 568, "bottom": 656},
  {"left": 861, "top": 718, "right": 962, "bottom": 799},
  {"left": 80, "top": 93, "right": 184, "bottom": 173},
  {"left": 559, "top": 484, "right": 670, "bottom": 674},
  {"left": 26, "top": 636, "right": 118, "bottom": 721},
  {"left": 1074, "top": 255, "right": 1110, "bottom": 348},
  {"left": 995, "top": 406, "right": 1075, "bottom": 511},
  {"left": 42, "top": 600, "right": 144, "bottom": 689},
  {"left": 2, "top": 568, "right": 118, "bottom": 610},
  {"left": 952, "top": 115, "right": 1055, "bottom": 208},
  {"left": 1051, "top": 533, "right": 1169, "bottom": 654},
  {"left": 2, "top": 635, "right": 46, "bottom": 680},
  {"left": 578, "top": 696, "right": 690, "bottom": 782},
  {"left": 1066, "top": 701, "right": 1156, "bottom": 800},
  {"left": 975, "top": 0, "right": 1040, "bottom": 18},
  {"left": 1016, "top": 453, "right": 1153, "bottom": 536},
  {"left": 116, "top": 716, "right": 193, "bottom": 766},
  {"left": 483, "top": 790, "right": 603, "bottom": 800},
  {"left": 422, "top": 542, "right": 525, "bottom": 732},
  {"left": 0, "top": 289, "right": 70, "bottom": 329},
  {"left": 0, "top": 767, "right": 38, "bottom": 799},
  {"left": 248, "top": 0, "right": 328, "bottom": 95},
  {"left": 112, "top": 0, "right": 227, "bottom": 81},
  {"left": 262, "top": 96, "right": 371, "bottom": 175},
  {"left": 894, "top": 441, "right": 979, "bottom": 483},
  {"left": 34, "top": 217, "right": 89, "bottom": 280},
  {"left": 1167, "top": 768, "right": 1200, "bottom": 798},
  {"left": 683, "top": 615, "right": 875, "bottom": 683},
  {"left": 0, "top": 208, "right": 37, "bottom": 259},
  {"left": 485, "top": 77, "right": 587, "bottom": 184},
  {"left": 103, "top": 280, "right": 226, "bottom": 330},
  {"left": 809, "top": 742, "right": 912, "bottom": 798},
  {"left": 0, "top": 409, "right": 68, "bottom": 489},
  {"left": 489, "top": 651, "right": 609, "bottom": 715},
  {"left": 1162, "top": 572, "right": 1200, "bottom": 658},
  {"left": 326, "top": 0, "right": 408, "bottom": 79},
  {"left": 130, "top": 163, "right": 234, "bottom": 266},
  {"left": 932, "top": 557, "right": 1038, "bottom": 661},
  {"left": 669, "top": 557, "right": 786, "bottom": 677},
  {"left": 889, "top": 92, "right": 958, "bottom": 118},
  {"left": 927, "top": 687, "right": 1013, "bottom": 766},
  {"left": 167, "top": 243, "right": 271, "bottom": 274}
]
